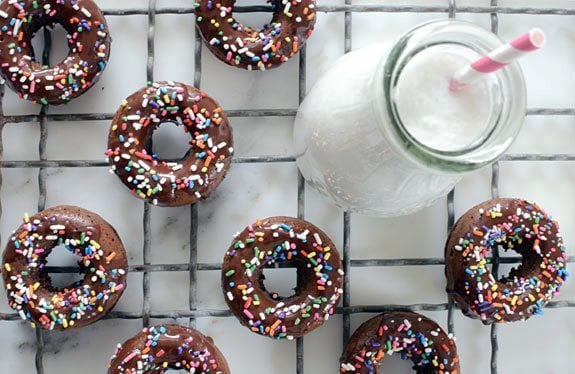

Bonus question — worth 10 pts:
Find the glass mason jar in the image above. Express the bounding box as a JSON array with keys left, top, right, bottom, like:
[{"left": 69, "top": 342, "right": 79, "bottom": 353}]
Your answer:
[{"left": 293, "top": 20, "right": 526, "bottom": 217}]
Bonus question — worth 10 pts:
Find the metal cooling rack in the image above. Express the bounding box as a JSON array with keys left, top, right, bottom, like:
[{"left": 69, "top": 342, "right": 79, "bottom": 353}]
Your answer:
[{"left": 0, "top": 1, "right": 574, "bottom": 373}]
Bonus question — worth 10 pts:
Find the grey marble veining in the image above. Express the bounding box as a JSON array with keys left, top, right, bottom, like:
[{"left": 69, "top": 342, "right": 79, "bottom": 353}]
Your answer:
[{"left": 0, "top": 0, "right": 574, "bottom": 373}]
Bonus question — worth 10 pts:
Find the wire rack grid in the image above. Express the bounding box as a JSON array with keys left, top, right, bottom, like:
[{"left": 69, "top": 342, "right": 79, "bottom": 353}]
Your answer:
[{"left": 0, "top": 1, "right": 574, "bottom": 373}]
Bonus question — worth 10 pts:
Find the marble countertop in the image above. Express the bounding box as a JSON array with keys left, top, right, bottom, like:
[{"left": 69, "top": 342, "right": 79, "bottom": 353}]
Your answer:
[{"left": 0, "top": 0, "right": 574, "bottom": 373}]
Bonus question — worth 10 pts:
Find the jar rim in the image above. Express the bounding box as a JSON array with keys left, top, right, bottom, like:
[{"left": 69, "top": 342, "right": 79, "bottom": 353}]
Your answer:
[{"left": 373, "top": 19, "right": 527, "bottom": 173}]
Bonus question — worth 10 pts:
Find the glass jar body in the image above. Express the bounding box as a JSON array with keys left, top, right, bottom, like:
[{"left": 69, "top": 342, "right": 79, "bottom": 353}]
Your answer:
[
  {"left": 294, "top": 20, "right": 526, "bottom": 217},
  {"left": 295, "top": 44, "right": 461, "bottom": 216}
]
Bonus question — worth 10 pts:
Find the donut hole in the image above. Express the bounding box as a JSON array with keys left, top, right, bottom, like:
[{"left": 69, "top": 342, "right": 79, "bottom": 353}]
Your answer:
[
  {"left": 44, "top": 244, "right": 84, "bottom": 290},
  {"left": 163, "top": 357, "right": 213, "bottom": 372},
  {"left": 29, "top": 23, "right": 71, "bottom": 67},
  {"left": 259, "top": 264, "right": 299, "bottom": 300},
  {"left": 149, "top": 121, "right": 193, "bottom": 161},
  {"left": 378, "top": 354, "right": 416, "bottom": 373},
  {"left": 488, "top": 239, "right": 542, "bottom": 286},
  {"left": 230, "top": 0, "right": 280, "bottom": 32}
]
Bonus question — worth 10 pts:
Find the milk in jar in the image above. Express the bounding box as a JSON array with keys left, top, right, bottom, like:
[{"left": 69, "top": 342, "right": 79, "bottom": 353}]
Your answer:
[{"left": 294, "top": 20, "right": 526, "bottom": 217}]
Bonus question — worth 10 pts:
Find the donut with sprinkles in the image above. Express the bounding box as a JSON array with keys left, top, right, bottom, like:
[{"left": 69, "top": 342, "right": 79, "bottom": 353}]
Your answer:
[
  {"left": 445, "top": 198, "right": 570, "bottom": 324},
  {"left": 222, "top": 216, "right": 344, "bottom": 339},
  {"left": 108, "top": 324, "right": 230, "bottom": 373},
  {"left": 106, "top": 81, "right": 234, "bottom": 207},
  {"left": 340, "top": 311, "right": 460, "bottom": 373},
  {"left": 195, "top": 0, "right": 316, "bottom": 70},
  {"left": 0, "top": 0, "right": 111, "bottom": 105},
  {"left": 1, "top": 206, "right": 128, "bottom": 330}
]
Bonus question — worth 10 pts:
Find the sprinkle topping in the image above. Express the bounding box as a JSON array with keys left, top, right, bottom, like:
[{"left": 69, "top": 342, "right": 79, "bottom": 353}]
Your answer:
[
  {"left": 446, "top": 198, "right": 569, "bottom": 323},
  {"left": 222, "top": 217, "right": 344, "bottom": 339},
  {"left": 106, "top": 81, "right": 234, "bottom": 206},
  {"left": 0, "top": 0, "right": 111, "bottom": 104},
  {"left": 195, "top": 0, "right": 316, "bottom": 70},
  {"left": 1, "top": 207, "right": 128, "bottom": 330},
  {"left": 108, "top": 325, "right": 229, "bottom": 373},
  {"left": 340, "top": 312, "right": 460, "bottom": 374}
]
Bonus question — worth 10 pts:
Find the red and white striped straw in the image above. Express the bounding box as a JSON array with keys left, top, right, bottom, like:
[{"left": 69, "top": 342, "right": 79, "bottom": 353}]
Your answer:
[{"left": 450, "top": 28, "right": 545, "bottom": 91}]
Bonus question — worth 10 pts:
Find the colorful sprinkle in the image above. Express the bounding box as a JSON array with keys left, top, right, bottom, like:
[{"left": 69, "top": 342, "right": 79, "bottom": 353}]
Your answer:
[
  {"left": 105, "top": 81, "right": 234, "bottom": 206},
  {"left": 446, "top": 199, "right": 569, "bottom": 323},
  {"left": 1, "top": 208, "right": 128, "bottom": 330},
  {"left": 222, "top": 217, "right": 344, "bottom": 340},
  {"left": 109, "top": 325, "right": 228, "bottom": 373},
  {"left": 195, "top": 0, "right": 316, "bottom": 70},
  {"left": 0, "top": 0, "right": 111, "bottom": 104},
  {"left": 340, "top": 312, "right": 460, "bottom": 374}
]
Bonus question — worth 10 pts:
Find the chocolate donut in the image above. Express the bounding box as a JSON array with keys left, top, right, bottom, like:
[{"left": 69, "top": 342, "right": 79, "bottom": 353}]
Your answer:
[
  {"left": 108, "top": 324, "right": 230, "bottom": 373},
  {"left": 340, "top": 311, "right": 460, "bottom": 374},
  {"left": 445, "top": 198, "right": 570, "bottom": 324},
  {"left": 1, "top": 206, "right": 128, "bottom": 330},
  {"left": 0, "top": 0, "right": 111, "bottom": 105},
  {"left": 222, "top": 216, "right": 344, "bottom": 339},
  {"left": 195, "top": 0, "right": 316, "bottom": 70},
  {"left": 106, "top": 81, "right": 234, "bottom": 207}
]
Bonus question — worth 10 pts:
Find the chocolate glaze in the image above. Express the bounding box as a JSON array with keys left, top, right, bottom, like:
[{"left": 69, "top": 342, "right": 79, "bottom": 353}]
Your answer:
[
  {"left": 0, "top": 0, "right": 111, "bottom": 105},
  {"left": 340, "top": 311, "right": 460, "bottom": 374},
  {"left": 108, "top": 324, "right": 230, "bottom": 373},
  {"left": 445, "top": 198, "right": 569, "bottom": 324},
  {"left": 106, "top": 81, "right": 234, "bottom": 207},
  {"left": 1, "top": 205, "right": 128, "bottom": 330},
  {"left": 195, "top": 0, "right": 316, "bottom": 70},
  {"left": 222, "top": 216, "right": 344, "bottom": 339}
]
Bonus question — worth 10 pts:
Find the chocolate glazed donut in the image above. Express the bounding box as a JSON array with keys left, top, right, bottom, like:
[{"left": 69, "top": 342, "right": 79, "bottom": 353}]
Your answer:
[
  {"left": 340, "top": 311, "right": 460, "bottom": 374},
  {"left": 1, "top": 206, "right": 128, "bottom": 330},
  {"left": 108, "top": 324, "right": 230, "bottom": 373},
  {"left": 222, "top": 216, "right": 344, "bottom": 339},
  {"left": 445, "top": 198, "right": 569, "bottom": 324},
  {"left": 106, "top": 81, "right": 234, "bottom": 207},
  {"left": 0, "top": 0, "right": 111, "bottom": 105},
  {"left": 195, "top": 0, "right": 316, "bottom": 70}
]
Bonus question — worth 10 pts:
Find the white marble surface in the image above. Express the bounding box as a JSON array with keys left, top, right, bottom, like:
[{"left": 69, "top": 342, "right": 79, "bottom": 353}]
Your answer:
[{"left": 0, "top": 0, "right": 574, "bottom": 373}]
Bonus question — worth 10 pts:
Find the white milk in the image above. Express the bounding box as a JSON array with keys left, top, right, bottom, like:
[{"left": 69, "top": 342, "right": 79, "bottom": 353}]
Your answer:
[
  {"left": 294, "top": 20, "right": 524, "bottom": 217},
  {"left": 394, "top": 44, "right": 495, "bottom": 152},
  {"left": 294, "top": 44, "right": 461, "bottom": 216}
]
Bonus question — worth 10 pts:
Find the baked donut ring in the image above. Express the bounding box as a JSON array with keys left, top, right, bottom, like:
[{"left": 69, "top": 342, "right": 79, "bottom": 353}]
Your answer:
[
  {"left": 340, "top": 311, "right": 460, "bottom": 373},
  {"left": 0, "top": 0, "right": 111, "bottom": 105},
  {"left": 1, "top": 206, "right": 128, "bottom": 330},
  {"left": 195, "top": 0, "right": 316, "bottom": 70},
  {"left": 222, "top": 216, "right": 344, "bottom": 339},
  {"left": 108, "top": 324, "right": 230, "bottom": 373},
  {"left": 445, "top": 198, "right": 570, "bottom": 323},
  {"left": 106, "top": 81, "right": 234, "bottom": 207}
]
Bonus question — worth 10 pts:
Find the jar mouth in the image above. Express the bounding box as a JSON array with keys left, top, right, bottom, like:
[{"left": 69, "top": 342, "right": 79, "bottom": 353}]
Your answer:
[{"left": 375, "top": 19, "right": 527, "bottom": 173}]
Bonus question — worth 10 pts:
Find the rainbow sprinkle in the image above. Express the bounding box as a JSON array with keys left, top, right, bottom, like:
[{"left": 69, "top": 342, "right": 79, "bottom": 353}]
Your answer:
[
  {"left": 447, "top": 199, "right": 569, "bottom": 323},
  {"left": 109, "top": 325, "right": 227, "bottom": 373},
  {"left": 1, "top": 211, "right": 127, "bottom": 330},
  {"left": 105, "top": 81, "right": 234, "bottom": 206},
  {"left": 195, "top": 0, "right": 316, "bottom": 70},
  {"left": 0, "top": 0, "right": 111, "bottom": 104},
  {"left": 340, "top": 312, "right": 460, "bottom": 374},
  {"left": 222, "top": 217, "right": 344, "bottom": 339}
]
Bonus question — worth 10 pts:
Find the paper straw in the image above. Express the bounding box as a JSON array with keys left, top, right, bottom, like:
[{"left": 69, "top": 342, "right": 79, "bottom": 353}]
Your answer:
[{"left": 450, "top": 28, "right": 545, "bottom": 91}]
